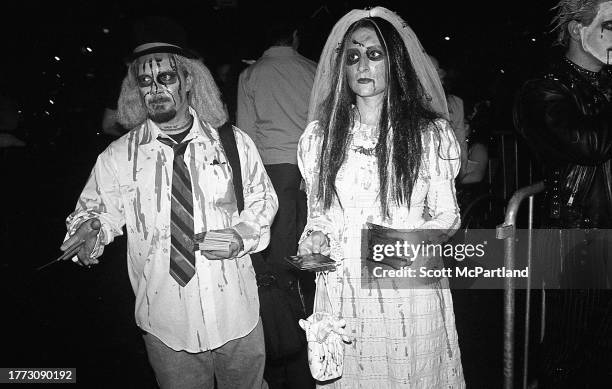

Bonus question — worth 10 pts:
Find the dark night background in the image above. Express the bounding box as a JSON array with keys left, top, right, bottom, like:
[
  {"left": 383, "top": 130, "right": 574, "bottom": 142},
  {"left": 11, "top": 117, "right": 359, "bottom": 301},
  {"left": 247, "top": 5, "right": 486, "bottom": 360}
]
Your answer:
[{"left": 1, "top": 0, "right": 563, "bottom": 387}]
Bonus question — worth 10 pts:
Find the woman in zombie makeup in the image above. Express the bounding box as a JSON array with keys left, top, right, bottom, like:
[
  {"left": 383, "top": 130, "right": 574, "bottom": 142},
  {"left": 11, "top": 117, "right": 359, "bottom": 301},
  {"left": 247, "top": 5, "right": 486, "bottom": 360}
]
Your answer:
[{"left": 297, "top": 7, "right": 464, "bottom": 388}]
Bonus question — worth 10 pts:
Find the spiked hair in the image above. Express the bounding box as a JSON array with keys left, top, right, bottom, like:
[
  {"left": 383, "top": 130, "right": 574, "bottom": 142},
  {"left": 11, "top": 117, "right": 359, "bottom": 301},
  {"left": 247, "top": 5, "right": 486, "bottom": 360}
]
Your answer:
[
  {"left": 117, "top": 54, "right": 227, "bottom": 129},
  {"left": 552, "top": 0, "right": 607, "bottom": 46}
]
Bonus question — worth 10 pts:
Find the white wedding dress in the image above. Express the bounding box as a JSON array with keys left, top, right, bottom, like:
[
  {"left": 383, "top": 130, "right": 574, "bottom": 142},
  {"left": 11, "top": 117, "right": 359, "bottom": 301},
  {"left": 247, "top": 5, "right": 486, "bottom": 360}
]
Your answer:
[{"left": 297, "top": 118, "right": 465, "bottom": 389}]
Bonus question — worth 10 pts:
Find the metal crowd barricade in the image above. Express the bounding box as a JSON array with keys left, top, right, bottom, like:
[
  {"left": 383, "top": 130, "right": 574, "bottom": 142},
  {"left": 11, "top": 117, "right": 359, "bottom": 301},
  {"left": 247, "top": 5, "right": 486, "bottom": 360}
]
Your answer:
[
  {"left": 496, "top": 181, "right": 545, "bottom": 389},
  {"left": 462, "top": 128, "right": 545, "bottom": 387}
]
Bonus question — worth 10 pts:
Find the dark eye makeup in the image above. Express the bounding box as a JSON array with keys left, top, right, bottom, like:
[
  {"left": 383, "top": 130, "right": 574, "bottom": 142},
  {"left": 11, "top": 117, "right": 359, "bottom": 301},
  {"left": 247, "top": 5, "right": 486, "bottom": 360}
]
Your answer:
[
  {"left": 157, "top": 72, "right": 178, "bottom": 85},
  {"left": 137, "top": 71, "right": 178, "bottom": 88},
  {"left": 345, "top": 47, "right": 385, "bottom": 66},
  {"left": 366, "top": 48, "right": 385, "bottom": 61},
  {"left": 346, "top": 49, "right": 360, "bottom": 65},
  {"left": 137, "top": 75, "right": 153, "bottom": 87}
]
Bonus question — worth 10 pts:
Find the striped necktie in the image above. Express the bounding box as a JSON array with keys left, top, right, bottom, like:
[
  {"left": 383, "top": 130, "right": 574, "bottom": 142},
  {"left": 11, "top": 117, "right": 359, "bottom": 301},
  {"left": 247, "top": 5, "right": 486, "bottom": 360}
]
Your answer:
[{"left": 158, "top": 136, "right": 196, "bottom": 287}]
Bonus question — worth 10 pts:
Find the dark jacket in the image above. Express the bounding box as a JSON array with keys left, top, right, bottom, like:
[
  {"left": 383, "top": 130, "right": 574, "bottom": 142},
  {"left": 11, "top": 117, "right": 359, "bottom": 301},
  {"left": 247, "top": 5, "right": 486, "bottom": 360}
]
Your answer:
[{"left": 514, "top": 58, "right": 612, "bottom": 228}]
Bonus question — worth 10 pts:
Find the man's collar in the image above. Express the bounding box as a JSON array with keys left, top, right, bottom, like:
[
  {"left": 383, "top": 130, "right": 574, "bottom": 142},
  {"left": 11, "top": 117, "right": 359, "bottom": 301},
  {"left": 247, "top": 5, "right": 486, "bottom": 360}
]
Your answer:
[
  {"left": 263, "top": 46, "right": 296, "bottom": 57},
  {"left": 140, "top": 107, "right": 218, "bottom": 145}
]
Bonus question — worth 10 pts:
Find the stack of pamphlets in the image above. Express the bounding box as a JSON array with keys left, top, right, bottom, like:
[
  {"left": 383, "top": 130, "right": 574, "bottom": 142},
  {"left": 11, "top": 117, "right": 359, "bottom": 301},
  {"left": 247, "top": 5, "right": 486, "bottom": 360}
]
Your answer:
[{"left": 195, "top": 231, "right": 235, "bottom": 255}]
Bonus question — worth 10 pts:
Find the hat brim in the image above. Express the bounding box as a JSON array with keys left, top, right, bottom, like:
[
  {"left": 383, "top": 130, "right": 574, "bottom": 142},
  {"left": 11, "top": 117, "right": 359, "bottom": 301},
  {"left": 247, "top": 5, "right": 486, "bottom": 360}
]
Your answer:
[{"left": 129, "top": 45, "right": 199, "bottom": 61}]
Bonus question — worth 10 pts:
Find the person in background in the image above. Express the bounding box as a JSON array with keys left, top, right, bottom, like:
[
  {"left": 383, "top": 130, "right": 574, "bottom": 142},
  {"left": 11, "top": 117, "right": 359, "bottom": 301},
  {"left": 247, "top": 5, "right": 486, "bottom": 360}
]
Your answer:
[
  {"left": 236, "top": 14, "right": 317, "bottom": 389},
  {"left": 100, "top": 57, "right": 130, "bottom": 138},
  {"left": 514, "top": 0, "right": 612, "bottom": 386},
  {"left": 0, "top": 93, "right": 26, "bottom": 251},
  {"left": 459, "top": 101, "right": 490, "bottom": 185},
  {"left": 454, "top": 100, "right": 492, "bottom": 225},
  {"left": 214, "top": 61, "right": 241, "bottom": 125},
  {"left": 0, "top": 94, "right": 26, "bottom": 149},
  {"left": 101, "top": 105, "right": 125, "bottom": 137},
  {"left": 430, "top": 55, "right": 490, "bottom": 218},
  {"left": 429, "top": 55, "right": 469, "bottom": 174},
  {"left": 60, "top": 16, "right": 277, "bottom": 389}
]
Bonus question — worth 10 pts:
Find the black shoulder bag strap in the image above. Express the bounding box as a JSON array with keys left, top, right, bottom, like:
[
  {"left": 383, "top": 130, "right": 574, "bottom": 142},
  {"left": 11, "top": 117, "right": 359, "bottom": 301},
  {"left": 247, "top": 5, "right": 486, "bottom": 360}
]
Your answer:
[
  {"left": 217, "top": 122, "right": 244, "bottom": 212},
  {"left": 217, "top": 123, "right": 268, "bottom": 275},
  {"left": 218, "top": 124, "right": 308, "bottom": 359}
]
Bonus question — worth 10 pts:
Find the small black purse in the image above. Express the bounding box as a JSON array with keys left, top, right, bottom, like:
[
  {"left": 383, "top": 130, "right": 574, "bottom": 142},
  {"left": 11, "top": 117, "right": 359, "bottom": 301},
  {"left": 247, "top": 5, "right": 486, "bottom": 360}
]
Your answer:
[{"left": 254, "top": 269, "right": 307, "bottom": 360}]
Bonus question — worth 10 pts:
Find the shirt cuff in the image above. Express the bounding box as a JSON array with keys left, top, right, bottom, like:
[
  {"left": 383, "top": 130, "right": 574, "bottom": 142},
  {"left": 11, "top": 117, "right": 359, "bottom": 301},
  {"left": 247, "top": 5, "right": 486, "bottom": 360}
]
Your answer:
[{"left": 232, "top": 221, "right": 262, "bottom": 256}]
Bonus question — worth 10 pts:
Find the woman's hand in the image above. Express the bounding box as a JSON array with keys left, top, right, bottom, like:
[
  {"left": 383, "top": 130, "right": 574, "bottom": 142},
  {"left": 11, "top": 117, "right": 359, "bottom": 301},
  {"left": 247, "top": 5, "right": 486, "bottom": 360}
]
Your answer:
[{"left": 298, "top": 231, "right": 330, "bottom": 255}]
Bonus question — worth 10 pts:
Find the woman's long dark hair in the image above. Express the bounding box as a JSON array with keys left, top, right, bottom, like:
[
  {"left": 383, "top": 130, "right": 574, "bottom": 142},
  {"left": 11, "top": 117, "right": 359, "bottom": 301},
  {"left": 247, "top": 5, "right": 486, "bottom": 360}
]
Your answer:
[{"left": 316, "top": 17, "right": 441, "bottom": 218}]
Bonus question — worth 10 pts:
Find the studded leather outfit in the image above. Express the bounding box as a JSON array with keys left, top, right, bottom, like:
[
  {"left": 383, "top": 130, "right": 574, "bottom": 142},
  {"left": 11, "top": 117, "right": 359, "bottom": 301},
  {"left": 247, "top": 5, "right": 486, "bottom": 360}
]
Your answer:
[
  {"left": 514, "top": 58, "right": 612, "bottom": 228},
  {"left": 514, "top": 58, "right": 612, "bottom": 385}
]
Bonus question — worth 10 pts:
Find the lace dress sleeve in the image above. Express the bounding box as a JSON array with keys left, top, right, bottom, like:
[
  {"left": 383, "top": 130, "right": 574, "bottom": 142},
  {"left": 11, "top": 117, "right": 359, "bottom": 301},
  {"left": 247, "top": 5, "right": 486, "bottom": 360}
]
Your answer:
[{"left": 297, "top": 121, "right": 343, "bottom": 260}]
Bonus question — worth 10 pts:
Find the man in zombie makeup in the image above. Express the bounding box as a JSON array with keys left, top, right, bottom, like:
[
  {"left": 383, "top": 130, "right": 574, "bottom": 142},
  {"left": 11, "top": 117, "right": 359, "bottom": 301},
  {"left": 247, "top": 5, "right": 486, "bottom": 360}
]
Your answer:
[
  {"left": 59, "top": 17, "right": 277, "bottom": 389},
  {"left": 514, "top": 0, "right": 612, "bottom": 386}
]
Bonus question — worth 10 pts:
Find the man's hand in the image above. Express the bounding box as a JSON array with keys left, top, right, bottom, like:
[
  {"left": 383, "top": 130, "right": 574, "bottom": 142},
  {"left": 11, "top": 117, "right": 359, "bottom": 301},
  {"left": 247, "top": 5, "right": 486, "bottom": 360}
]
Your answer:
[
  {"left": 198, "top": 228, "right": 244, "bottom": 260},
  {"left": 60, "top": 218, "right": 102, "bottom": 267},
  {"left": 298, "top": 231, "right": 330, "bottom": 255}
]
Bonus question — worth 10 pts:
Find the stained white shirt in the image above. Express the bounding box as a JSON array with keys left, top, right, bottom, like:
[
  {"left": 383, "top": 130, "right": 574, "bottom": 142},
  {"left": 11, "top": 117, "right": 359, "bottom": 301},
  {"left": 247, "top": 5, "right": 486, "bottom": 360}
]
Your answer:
[{"left": 66, "top": 107, "right": 278, "bottom": 352}]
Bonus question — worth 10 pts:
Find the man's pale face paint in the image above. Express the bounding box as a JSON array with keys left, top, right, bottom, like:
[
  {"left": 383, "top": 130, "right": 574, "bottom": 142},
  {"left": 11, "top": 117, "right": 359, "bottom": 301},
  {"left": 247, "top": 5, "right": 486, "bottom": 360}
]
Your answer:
[
  {"left": 345, "top": 27, "right": 387, "bottom": 99},
  {"left": 581, "top": 1, "right": 612, "bottom": 64},
  {"left": 136, "top": 53, "right": 189, "bottom": 123}
]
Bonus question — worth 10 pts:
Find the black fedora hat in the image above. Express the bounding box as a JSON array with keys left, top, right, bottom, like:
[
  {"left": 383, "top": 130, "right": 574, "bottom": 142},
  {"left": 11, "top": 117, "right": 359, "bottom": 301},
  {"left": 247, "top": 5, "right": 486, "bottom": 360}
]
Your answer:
[{"left": 128, "top": 16, "right": 198, "bottom": 61}]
